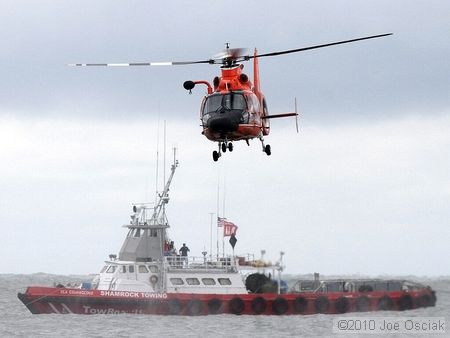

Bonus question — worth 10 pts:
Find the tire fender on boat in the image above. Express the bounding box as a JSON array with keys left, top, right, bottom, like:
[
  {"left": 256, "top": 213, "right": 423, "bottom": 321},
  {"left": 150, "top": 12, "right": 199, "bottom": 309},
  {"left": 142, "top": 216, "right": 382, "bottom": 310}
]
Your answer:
[
  {"left": 335, "top": 297, "right": 350, "bottom": 314},
  {"left": 377, "top": 295, "right": 394, "bottom": 311},
  {"left": 355, "top": 296, "right": 370, "bottom": 312},
  {"left": 167, "top": 299, "right": 183, "bottom": 315},
  {"left": 417, "top": 294, "right": 433, "bottom": 308},
  {"left": 314, "top": 296, "right": 330, "bottom": 313},
  {"left": 272, "top": 297, "right": 289, "bottom": 315},
  {"left": 187, "top": 299, "right": 203, "bottom": 316},
  {"left": 398, "top": 294, "right": 413, "bottom": 311},
  {"left": 229, "top": 297, "right": 245, "bottom": 315},
  {"left": 207, "top": 298, "right": 223, "bottom": 314},
  {"left": 293, "top": 297, "right": 308, "bottom": 313},
  {"left": 251, "top": 296, "right": 267, "bottom": 314}
]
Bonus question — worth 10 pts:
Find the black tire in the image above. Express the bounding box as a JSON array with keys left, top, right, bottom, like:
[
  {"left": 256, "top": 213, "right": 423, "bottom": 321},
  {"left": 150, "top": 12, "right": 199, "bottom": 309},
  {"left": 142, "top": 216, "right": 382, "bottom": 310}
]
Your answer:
[
  {"left": 355, "top": 296, "right": 370, "bottom": 312},
  {"left": 398, "top": 294, "right": 413, "bottom": 311},
  {"left": 221, "top": 143, "right": 227, "bottom": 153},
  {"left": 335, "top": 297, "right": 350, "bottom": 314},
  {"left": 207, "top": 298, "right": 223, "bottom": 314},
  {"left": 272, "top": 297, "right": 289, "bottom": 315},
  {"left": 212, "top": 151, "right": 219, "bottom": 162},
  {"left": 293, "top": 297, "right": 308, "bottom": 313},
  {"left": 265, "top": 144, "right": 271, "bottom": 156},
  {"left": 416, "top": 294, "right": 432, "bottom": 308},
  {"left": 187, "top": 300, "right": 203, "bottom": 316},
  {"left": 229, "top": 297, "right": 245, "bottom": 315},
  {"left": 228, "top": 143, "right": 233, "bottom": 152},
  {"left": 377, "top": 295, "right": 394, "bottom": 311},
  {"left": 167, "top": 299, "right": 183, "bottom": 315},
  {"left": 314, "top": 296, "right": 330, "bottom": 313},
  {"left": 251, "top": 297, "right": 267, "bottom": 315}
]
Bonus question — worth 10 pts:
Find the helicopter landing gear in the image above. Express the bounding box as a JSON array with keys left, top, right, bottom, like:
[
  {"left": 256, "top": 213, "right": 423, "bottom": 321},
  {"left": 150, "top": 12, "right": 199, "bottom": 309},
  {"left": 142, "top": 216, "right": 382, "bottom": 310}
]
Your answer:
[
  {"left": 259, "top": 135, "right": 271, "bottom": 156},
  {"left": 212, "top": 150, "right": 221, "bottom": 162},
  {"left": 213, "top": 141, "right": 233, "bottom": 161}
]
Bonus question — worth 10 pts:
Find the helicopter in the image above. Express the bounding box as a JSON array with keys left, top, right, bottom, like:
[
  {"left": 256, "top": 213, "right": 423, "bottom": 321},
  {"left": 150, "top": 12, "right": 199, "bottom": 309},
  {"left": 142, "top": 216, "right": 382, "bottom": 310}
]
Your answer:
[{"left": 70, "top": 33, "right": 392, "bottom": 161}]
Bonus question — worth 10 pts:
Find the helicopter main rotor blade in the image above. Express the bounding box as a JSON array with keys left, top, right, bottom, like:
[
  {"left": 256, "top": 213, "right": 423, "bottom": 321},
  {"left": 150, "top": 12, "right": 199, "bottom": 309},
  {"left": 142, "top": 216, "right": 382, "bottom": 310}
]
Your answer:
[
  {"left": 68, "top": 60, "right": 215, "bottom": 67},
  {"left": 247, "top": 33, "right": 393, "bottom": 60}
]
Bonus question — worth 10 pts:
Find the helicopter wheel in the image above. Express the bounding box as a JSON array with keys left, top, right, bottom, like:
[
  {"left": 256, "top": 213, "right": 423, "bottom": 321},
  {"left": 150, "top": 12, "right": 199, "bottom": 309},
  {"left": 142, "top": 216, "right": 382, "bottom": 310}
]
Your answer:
[
  {"left": 228, "top": 143, "right": 233, "bottom": 152},
  {"left": 264, "top": 144, "right": 271, "bottom": 156},
  {"left": 221, "top": 142, "right": 227, "bottom": 153},
  {"left": 213, "top": 150, "right": 220, "bottom": 162}
]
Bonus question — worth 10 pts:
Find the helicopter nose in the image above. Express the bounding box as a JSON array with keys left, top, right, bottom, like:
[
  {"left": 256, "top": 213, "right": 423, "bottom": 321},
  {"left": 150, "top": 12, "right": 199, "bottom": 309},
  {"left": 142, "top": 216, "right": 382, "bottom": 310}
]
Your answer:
[{"left": 208, "top": 111, "right": 241, "bottom": 133}]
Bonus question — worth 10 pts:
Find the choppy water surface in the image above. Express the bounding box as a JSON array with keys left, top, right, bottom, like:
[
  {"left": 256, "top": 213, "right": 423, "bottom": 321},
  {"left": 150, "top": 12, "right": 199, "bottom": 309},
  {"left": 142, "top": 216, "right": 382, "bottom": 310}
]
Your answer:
[{"left": 1, "top": 274, "right": 449, "bottom": 337}]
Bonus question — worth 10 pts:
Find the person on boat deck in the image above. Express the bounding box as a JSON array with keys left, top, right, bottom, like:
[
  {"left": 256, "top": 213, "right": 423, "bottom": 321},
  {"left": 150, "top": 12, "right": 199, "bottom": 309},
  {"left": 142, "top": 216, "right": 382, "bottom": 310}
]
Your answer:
[{"left": 179, "top": 243, "right": 190, "bottom": 266}]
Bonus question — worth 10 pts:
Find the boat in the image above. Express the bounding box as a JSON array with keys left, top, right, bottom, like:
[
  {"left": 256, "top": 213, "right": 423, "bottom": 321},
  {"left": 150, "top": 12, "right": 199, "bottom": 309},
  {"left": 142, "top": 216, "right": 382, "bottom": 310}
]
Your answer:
[{"left": 18, "top": 151, "right": 436, "bottom": 315}]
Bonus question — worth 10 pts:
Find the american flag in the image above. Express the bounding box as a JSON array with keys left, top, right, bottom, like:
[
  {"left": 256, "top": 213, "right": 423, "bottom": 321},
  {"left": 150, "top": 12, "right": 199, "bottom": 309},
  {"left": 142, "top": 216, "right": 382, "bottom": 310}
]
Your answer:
[{"left": 218, "top": 217, "right": 238, "bottom": 237}]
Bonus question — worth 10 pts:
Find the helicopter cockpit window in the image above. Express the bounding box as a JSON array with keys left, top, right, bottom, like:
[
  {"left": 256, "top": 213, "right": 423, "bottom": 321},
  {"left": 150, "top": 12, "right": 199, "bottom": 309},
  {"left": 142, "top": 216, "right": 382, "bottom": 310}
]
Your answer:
[
  {"left": 223, "top": 93, "right": 246, "bottom": 110},
  {"left": 202, "top": 93, "right": 248, "bottom": 126}
]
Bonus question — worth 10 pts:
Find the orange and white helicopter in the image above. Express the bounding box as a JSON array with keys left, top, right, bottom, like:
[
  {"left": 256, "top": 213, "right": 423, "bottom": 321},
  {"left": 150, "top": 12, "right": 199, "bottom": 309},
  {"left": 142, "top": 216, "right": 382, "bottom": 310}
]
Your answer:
[{"left": 71, "top": 33, "right": 391, "bottom": 161}]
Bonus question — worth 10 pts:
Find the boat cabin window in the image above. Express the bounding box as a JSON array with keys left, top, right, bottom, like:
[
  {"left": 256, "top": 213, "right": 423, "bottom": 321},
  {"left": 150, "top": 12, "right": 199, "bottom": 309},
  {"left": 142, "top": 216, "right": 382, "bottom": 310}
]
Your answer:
[
  {"left": 121, "top": 266, "right": 127, "bottom": 273},
  {"left": 170, "top": 278, "right": 184, "bottom": 285},
  {"left": 387, "top": 281, "right": 402, "bottom": 291},
  {"left": 128, "top": 265, "right": 135, "bottom": 273},
  {"left": 325, "top": 282, "right": 343, "bottom": 292},
  {"left": 218, "top": 278, "right": 232, "bottom": 285},
  {"left": 149, "top": 229, "right": 157, "bottom": 237},
  {"left": 186, "top": 278, "right": 200, "bottom": 285},
  {"left": 374, "top": 282, "right": 388, "bottom": 291},
  {"left": 106, "top": 265, "right": 117, "bottom": 273},
  {"left": 201, "top": 278, "right": 216, "bottom": 285},
  {"left": 138, "top": 265, "right": 149, "bottom": 273},
  {"left": 100, "top": 266, "right": 108, "bottom": 273},
  {"left": 148, "top": 265, "right": 159, "bottom": 273}
]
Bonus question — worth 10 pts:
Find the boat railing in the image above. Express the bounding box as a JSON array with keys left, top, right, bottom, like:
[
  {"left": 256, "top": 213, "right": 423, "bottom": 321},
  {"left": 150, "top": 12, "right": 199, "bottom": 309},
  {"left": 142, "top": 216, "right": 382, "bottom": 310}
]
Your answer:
[{"left": 163, "top": 255, "right": 238, "bottom": 272}]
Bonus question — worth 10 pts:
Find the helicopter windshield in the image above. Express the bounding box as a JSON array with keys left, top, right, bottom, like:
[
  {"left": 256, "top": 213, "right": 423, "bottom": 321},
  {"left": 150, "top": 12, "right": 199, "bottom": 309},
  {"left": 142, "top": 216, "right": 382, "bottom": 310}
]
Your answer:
[
  {"left": 201, "top": 92, "right": 249, "bottom": 128},
  {"left": 204, "top": 93, "right": 247, "bottom": 113}
]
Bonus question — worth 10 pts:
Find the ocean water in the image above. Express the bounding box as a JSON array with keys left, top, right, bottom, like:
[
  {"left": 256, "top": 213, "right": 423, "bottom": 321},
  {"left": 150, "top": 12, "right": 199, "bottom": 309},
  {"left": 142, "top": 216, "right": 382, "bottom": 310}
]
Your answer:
[{"left": 1, "top": 274, "right": 449, "bottom": 337}]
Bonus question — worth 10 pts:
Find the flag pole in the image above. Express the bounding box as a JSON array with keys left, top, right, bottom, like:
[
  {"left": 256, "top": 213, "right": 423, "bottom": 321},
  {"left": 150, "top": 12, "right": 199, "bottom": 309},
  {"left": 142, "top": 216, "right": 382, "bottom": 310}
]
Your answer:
[
  {"left": 222, "top": 175, "right": 226, "bottom": 259},
  {"left": 209, "top": 212, "right": 214, "bottom": 261},
  {"left": 216, "top": 170, "right": 220, "bottom": 260}
]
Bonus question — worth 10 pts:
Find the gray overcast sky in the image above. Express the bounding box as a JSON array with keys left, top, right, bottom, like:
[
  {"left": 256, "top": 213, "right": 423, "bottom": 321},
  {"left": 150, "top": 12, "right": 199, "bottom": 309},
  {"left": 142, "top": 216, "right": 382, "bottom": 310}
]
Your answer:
[{"left": 0, "top": 1, "right": 449, "bottom": 276}]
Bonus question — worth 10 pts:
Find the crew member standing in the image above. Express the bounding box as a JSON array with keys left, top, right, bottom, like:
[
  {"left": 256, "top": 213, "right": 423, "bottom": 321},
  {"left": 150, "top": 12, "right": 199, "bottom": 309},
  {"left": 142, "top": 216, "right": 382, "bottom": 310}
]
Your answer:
[{"left": 179, "top": 243, "right": 190, "bottom": 267}]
